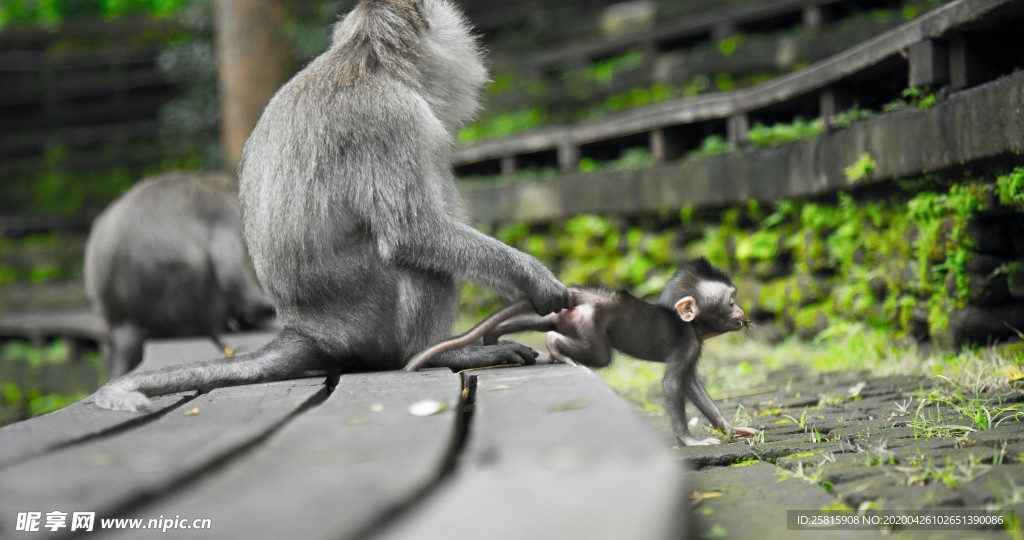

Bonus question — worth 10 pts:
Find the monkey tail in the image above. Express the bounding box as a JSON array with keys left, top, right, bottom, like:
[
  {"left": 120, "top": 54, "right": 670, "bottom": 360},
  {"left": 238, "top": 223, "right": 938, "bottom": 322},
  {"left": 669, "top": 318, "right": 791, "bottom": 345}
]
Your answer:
[
  {"left": 93, "top": 329, "right": 328, "bottom": 412},
  {"left": 403, "top": 299, "right": 535, "bottom": 372}
]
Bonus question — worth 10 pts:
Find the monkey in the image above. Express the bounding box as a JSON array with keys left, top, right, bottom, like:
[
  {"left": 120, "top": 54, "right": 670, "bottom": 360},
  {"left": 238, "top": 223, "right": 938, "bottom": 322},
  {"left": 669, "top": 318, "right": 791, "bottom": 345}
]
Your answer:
[
  {"left": 91, "top": 0, "right": 571, "bottom": 412},
  {"left": 404, "top": 258, "right": 760, "bottom": 446},
  {"left": 84, "top": 171, "right": 276, "bottom": 378}
]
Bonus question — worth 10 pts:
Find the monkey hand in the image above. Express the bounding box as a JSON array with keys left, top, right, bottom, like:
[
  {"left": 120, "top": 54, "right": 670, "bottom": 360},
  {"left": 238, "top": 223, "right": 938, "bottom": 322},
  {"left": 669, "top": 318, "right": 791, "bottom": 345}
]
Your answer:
[
  {"left": 526, "top": 266, "right": 572, "bottom": 315},
  {"left": 731, "top": 426, "right": 760, "bottom": 437},
  {"left": 92, "top": 384, "right": 153, "bottom": 413}
]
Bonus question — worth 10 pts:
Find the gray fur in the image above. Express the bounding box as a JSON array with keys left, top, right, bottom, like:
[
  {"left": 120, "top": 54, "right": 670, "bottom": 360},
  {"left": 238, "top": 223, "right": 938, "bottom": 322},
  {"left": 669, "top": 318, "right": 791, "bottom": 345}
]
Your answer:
[
  {"left": 407, "top": 260, "right": 758, "bottom": 445},
  {"left": 92, "top": 0, "right": 569, "bottom": 412},
  {"left": 84, "top": 171, "right": 275, "bottom": 378}
]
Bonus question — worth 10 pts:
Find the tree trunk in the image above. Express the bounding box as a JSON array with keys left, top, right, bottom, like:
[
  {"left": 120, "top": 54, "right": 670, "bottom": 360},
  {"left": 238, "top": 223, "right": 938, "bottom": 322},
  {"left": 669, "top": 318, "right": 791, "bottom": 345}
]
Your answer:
[{"left": 214, "top": 0, "right": 293, "bottom": 170}]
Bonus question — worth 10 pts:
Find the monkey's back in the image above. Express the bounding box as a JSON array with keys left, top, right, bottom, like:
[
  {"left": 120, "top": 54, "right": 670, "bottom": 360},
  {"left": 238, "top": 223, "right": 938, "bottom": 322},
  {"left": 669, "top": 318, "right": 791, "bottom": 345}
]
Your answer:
[
  {"left": 237, "top": 53, "right": 462, "bottom": 361},
  {"left": 84, "top": 172, "right": 244, "bottom": 334}
]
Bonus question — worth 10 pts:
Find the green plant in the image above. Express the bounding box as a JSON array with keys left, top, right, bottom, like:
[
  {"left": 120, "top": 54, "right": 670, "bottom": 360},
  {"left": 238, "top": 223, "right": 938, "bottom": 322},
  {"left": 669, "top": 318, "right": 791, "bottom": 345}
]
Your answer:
[
  {"left": 0, "top": 0, "right": 187, "bottom": 29},
  {"left": 844, "top": 153, "right": 876, "bottom": 184},
  {"left": 717, "top": 35, "right": 744, "bottom": 57},
  {"left": 748, "top": 117, "right": 824, "bottom": 147},
  {"left": 883, "top": 87, "right": 937, "bottom": 112},
  {"left": 830, "top": 106, "right": 876, "bottom": 128},
  {"left": 687, "top": 135, "right": 733, "bottom": 158},
  {"left": 458, "top": 108, "right": 546, "bottom": 144}
]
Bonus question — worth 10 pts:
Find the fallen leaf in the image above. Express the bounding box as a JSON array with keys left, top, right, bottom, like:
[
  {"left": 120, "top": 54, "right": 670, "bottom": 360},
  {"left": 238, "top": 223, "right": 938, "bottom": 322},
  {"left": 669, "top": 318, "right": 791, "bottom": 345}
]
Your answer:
[
  {"left": 409, "top": 399, "right": 447, "bottom": 416},
  {"left": 184, "top": 408, "right": 199, "bottom": 416}
]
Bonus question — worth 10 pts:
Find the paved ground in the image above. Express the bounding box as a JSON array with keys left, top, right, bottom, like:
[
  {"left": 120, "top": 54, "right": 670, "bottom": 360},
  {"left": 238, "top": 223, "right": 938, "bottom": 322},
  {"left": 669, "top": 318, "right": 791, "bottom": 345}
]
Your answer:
[{"left": 637, "top": 367, "right": 1024, "bottom": 539}]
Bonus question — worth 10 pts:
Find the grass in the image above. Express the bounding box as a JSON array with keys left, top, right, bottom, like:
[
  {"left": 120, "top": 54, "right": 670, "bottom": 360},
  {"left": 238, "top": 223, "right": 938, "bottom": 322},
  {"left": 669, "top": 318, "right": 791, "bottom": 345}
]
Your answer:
[
  {"left": 582, "top": 320, "right": 1024, "bottom": 420},
  {"left": 911, "top": 373, "right": 1024, "bottom": 438}
]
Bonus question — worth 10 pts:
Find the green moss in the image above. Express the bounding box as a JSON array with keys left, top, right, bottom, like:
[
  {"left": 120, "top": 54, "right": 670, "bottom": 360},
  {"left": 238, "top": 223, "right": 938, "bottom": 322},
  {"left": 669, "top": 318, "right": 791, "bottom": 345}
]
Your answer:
[
  {"left": 784, "top": 450, "right": 825, "bottom": 460},
  {"left": 730, "top": 458, "right": 760, "bottom": 467}
]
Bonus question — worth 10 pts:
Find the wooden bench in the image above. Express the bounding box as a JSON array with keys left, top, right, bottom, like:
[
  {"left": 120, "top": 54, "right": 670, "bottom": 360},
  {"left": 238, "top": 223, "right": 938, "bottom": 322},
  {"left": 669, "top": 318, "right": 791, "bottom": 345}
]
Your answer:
[
  {"left": 455, "top": 0, "right": 1022, "bottom": 173},
  {"left": 0, "top": 334, "right": 688, "bottom": 539}
]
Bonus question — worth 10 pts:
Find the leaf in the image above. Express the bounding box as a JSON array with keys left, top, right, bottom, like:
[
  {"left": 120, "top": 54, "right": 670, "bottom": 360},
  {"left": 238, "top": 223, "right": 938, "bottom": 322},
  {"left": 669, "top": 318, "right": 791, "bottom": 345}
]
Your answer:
[{"left": 408, "top": 399, "right": 447, "bottom": 416}]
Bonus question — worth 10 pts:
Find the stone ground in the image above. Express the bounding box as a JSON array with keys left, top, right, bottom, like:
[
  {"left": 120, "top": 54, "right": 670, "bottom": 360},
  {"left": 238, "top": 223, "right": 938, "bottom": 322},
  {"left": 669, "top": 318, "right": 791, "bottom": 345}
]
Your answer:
[{"left": 636, "top": 367, "right": 1024, "bottom": 539}]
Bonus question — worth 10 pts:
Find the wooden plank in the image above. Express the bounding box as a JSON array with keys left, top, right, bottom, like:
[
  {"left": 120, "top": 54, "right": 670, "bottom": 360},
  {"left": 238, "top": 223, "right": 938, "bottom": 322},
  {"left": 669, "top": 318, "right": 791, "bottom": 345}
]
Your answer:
[
  {"left": 0, "top": 309, "right": 106, "bottom": 342},
  {"left": 104, "top": 370, "right": 462, "bottom": 540},
  {"left": 134, "top": 338, "right": 225, "bottom": 374},
  {"left": 0, "top": 393, "right": 194, "bottom": 471},
  {"left": 529, "top": 0, "right": 843, "bottom": 71},
  {"left": 218, "top": 331, "right": 278, "bottom": 356},
  {"left": 455, "top": 0, "right": 1017, "bottom": 167},
  {"left": 0, "top": 378, "right": 325, "bottom": 528},
  {"left": 380, "top": 364, "right": 689, "bottom": 540},
  {"left": 0, "top": 339, "right": 223, "bottom": 470}
]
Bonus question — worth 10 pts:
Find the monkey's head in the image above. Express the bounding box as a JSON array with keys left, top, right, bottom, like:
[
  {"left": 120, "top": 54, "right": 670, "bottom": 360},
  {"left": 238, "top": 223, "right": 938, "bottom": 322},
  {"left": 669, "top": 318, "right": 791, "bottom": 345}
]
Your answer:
[
  {"left": 332, "top": 0, "right": 487, "bottom": 131},
  {"left": 660, "top": 258, "right": 745, "bottom": 339}
]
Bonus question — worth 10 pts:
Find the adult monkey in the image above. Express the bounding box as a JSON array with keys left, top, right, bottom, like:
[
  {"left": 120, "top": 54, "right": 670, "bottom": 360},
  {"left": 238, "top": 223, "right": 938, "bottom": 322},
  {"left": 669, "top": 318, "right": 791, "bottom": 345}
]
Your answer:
[
  {"left": 85, "top": 172, "right": 276, "bottom": 378},
  {"left": 93, "top": 0, "right": 570, "bottom": 411}
]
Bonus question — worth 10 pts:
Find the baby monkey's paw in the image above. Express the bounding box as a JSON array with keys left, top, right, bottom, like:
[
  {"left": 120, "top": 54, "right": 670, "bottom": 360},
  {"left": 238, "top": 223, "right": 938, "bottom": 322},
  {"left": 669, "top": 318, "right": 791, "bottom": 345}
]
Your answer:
[{"left": 731, "top": 426, "right": 760, "bottom": 437}]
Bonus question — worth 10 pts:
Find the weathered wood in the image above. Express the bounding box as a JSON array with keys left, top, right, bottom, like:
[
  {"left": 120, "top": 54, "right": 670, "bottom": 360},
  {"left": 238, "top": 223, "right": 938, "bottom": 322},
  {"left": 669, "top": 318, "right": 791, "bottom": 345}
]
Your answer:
[
  {"left": 456, "top": 0, "right": 1017, "bottom": 168},
  {"left": 529, "top": 0, "right": 846, "bottom": 72},
  {"left": 500, "top": 155, "right": 517, "bottom": 176},
  {"left": 802, "top": 3, "right": 828, "bottom": 31},
  {"left": 727, "top": 113, "right": 750, "bottom": 146},
  {"left": 105, "top": 370, "right": 461, "bottom": 540},
  {"left": 214, "top": 0, "right": 293, "bottom": 168},
  {"left": 818, "top": 87, "right": 850, "bottom": 130},
  {"left": 0, "top": 393, "right": 194, "bottom": 471},
  {"left": 218, "top": 331, "right": 279, "bottom": 356},
  {"left": 134, "top": 339, "right": 225, "bottom": 374},
  {"left": 909, "top": 39, "right": 950, "bottom": 88},
  {"left": 948, "top": 32, "right": 984, "bottom": 91},
  {"left": 557, "top": 143, "right": 580, "bottom": 172},
  {"left": 379, "top": 364, "right": 688, "bottom": 540},
  {"left": 0, "top": 378, "right": 325, "bottom": 523},
  {"left": 0, "top": 309, "right": 106, "bottom": 343},
  {"left": 649, "top": 128, "right": 686, "bottom": 162},
  {"left": 0, "top": 339, "right": 223, "bottom": 469},
  {"left": 461, "top": 69, "right": 1024, "bottom": 225}
]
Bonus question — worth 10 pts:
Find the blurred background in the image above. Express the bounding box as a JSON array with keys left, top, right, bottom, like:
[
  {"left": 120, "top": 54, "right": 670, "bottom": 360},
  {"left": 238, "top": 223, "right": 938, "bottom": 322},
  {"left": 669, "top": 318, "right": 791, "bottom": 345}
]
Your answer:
[{"left": 2, "top": 0, "right": 1024, "bottom": 426}]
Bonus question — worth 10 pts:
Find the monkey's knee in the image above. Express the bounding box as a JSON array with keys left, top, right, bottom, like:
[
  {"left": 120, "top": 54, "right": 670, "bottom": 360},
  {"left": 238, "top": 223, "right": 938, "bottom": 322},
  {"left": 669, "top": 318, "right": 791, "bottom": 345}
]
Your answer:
[{"left": 545, "top": 332, "right": 579, "bottom": 367}]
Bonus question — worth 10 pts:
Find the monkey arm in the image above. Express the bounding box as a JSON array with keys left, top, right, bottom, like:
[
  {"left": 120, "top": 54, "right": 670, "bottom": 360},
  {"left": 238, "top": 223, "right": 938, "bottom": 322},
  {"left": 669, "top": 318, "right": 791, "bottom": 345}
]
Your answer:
[
  {"left": 683, "top": 368, "right": 760, "bottom": 438},
  {"left": 356, "top": 94, "right": 570, "bottom": 315},
  {"left": 388, "top": 219, "right": 569, "bottom": 314},
  {"left": 662, "top": 355, "right": 718, "bottom": 446},
  {"left": 682, "top": 372, "right": 730, "bottom": 431}
]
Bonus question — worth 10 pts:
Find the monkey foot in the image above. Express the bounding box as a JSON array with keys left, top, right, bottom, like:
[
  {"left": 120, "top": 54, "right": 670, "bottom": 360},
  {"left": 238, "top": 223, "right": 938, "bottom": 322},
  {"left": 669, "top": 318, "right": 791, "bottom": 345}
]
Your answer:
[
  {"left": 92, "top": 387, "right": 153, "bottom": 413},
  {"left": 548, "top": 355, "right": 580, "bottom": 367}
]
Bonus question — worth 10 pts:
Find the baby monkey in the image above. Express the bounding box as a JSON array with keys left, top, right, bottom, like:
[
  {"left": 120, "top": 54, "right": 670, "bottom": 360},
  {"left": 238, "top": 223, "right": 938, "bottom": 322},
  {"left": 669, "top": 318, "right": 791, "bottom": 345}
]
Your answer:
[{"left": 405, "top": 257, "right": 759, "bottom": 446}]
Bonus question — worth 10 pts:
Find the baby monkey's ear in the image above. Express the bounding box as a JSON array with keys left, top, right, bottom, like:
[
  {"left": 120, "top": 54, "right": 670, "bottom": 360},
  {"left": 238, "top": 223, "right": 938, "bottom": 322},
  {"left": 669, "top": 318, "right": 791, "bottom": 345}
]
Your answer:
[{"left": 674, "top": 296, "right": 699, "bottom": 322}]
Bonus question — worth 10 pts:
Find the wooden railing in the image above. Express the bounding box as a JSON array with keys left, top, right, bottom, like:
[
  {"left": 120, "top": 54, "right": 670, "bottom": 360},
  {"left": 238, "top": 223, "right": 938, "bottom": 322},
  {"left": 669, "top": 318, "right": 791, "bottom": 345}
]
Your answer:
[{"left": 456, "top": 0, "right": 1022, "bottom": 176}]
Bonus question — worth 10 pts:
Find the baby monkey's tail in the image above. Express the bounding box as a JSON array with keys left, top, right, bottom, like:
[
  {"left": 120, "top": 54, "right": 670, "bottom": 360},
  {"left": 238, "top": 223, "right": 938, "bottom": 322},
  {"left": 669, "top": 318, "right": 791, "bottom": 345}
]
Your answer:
[{"left": 403, "top": 299, "right": 534, "bottom": 372}]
